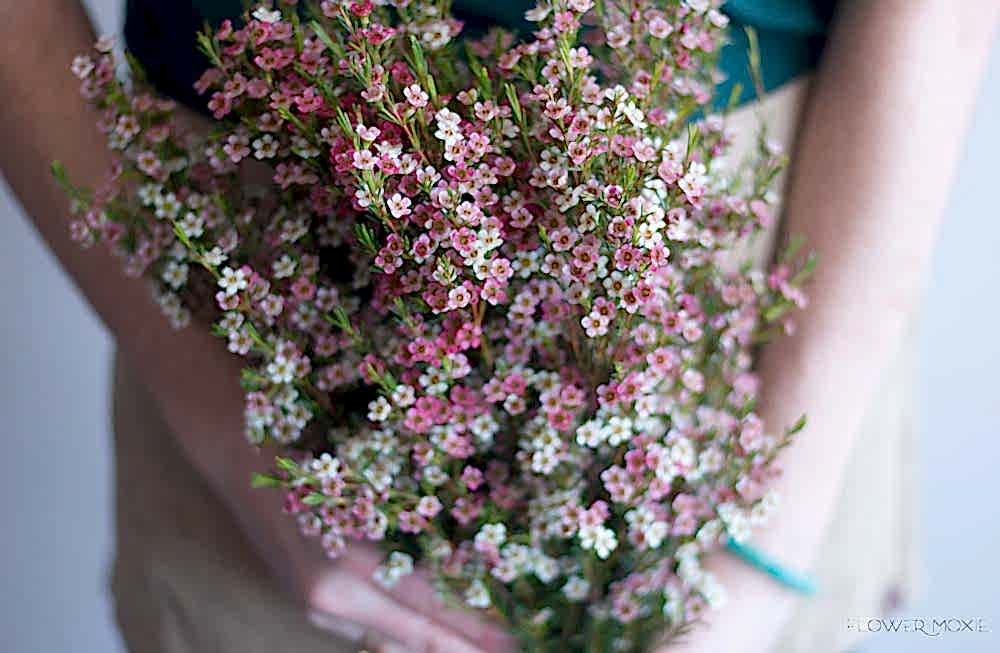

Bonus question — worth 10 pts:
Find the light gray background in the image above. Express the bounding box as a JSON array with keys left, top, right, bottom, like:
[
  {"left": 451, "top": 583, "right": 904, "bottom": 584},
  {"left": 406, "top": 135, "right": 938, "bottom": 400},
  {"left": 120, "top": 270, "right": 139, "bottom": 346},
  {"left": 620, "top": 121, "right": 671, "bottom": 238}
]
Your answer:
[{"left": 1, "top": 2, "right": 998, "bottom": 652}]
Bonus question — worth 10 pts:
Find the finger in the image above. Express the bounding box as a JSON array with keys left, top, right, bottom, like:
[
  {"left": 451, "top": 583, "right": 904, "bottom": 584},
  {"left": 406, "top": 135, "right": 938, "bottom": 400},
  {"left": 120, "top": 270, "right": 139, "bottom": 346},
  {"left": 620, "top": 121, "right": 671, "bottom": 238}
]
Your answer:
[
  {"left": 359, "top": 626, "right": 411, "bottom": 653},
  {"left": 369, "top": 637, "right": 412, "bottom": 653},
  {"left": 383, "top": 569, "right": 514, "bottom": 653},
  {"left": 306, "top": 609, "right": 368, "bottom": 642},
  {"left": 311, "top": 568, "right": 493, "bottom": 653},
  {"left": 336, "top": 547, "right": 513, "bottom": 652},
  {"left": 305, "top": 615, "right": 411, "bottom": 653}
]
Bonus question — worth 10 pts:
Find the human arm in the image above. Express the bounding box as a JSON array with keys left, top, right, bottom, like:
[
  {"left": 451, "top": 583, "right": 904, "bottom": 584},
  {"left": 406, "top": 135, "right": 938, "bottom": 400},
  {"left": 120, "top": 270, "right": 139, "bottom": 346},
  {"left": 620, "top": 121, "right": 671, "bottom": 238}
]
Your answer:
[
  {"left": 670, "top": 1, "right": 999, "bottom": 650},
  {"left": 0, "top": 2, "right": 509, "bottom": 650}
]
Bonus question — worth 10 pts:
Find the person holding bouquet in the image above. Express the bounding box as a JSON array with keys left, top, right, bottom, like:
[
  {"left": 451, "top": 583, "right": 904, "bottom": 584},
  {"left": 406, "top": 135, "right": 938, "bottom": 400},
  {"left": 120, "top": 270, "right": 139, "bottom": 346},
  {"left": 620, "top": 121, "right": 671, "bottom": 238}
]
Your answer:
[{"left": 0, "top": 1, "right": 996, "bottom": 652}]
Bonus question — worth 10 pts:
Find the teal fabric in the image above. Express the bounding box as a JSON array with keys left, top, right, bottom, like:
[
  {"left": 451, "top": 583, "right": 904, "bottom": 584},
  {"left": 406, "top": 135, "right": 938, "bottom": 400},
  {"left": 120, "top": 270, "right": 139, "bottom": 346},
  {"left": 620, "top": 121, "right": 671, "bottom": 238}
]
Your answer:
[
  {"left": 125, "top": 1, "right": 836, "bottom": 113},
  {"left": 452, "top": 0, "right": 837, "bottom": 109},
  {"left": 719, "top": 0, "right": 837, "bottom": 107}
]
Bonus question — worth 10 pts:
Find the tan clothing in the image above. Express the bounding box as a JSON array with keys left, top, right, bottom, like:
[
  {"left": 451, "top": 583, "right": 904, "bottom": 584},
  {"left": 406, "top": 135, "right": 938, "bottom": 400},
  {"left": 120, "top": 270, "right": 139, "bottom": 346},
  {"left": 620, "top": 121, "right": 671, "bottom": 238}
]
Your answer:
[
  {"left": 109, "top": 76, "right": 921, "bottom": 653},
  {"left": 110, "top": 357, "right": 358, "bottom": 653},
  {"left": 727, "top": 76, "right": 923, "bottom": 653}
]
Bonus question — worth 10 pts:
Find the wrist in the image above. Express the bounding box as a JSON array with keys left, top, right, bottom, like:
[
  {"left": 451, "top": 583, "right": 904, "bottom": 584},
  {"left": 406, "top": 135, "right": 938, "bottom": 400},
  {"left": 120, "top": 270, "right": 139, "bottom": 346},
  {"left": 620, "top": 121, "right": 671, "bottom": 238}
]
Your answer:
[{"left": 664, "top": 550, "right": 799, "bottom": 653}]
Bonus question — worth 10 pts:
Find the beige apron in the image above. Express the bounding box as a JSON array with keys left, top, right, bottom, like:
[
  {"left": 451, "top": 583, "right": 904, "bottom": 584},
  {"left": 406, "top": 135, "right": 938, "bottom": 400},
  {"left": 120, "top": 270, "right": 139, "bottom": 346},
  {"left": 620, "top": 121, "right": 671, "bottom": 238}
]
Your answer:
[{"left": 109, "top": 76, "right": 921, "bottom": 653}]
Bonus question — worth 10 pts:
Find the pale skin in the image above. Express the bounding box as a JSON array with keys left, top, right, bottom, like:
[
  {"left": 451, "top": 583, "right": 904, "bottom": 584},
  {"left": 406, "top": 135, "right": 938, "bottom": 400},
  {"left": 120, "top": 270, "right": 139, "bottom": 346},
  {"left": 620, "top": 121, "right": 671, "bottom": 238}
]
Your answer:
[
  {"left": 0, "top": 2, "right": 995, "bottom": 653},
  {"left": 671, "top": 1, "right": 998, "bottom": 651}
]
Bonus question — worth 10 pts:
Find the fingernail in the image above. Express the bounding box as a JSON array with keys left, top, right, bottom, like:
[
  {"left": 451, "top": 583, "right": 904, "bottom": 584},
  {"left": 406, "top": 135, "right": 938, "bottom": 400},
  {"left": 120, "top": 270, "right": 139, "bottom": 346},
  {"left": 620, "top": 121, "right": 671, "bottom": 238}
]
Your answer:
[
  {"left": 306, "top": 610, "right": 367, "bottom": 641},
  {"left": 378, "top": 642, "right": 412, "bottom": 653}
]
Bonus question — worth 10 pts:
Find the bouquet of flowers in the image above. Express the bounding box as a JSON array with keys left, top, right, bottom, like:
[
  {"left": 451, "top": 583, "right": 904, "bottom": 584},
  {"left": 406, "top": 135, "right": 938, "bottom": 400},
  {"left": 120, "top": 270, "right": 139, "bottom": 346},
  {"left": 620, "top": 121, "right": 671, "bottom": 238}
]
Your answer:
[{"left": 59, "top": 1, "right": 813, "bottom": 651}]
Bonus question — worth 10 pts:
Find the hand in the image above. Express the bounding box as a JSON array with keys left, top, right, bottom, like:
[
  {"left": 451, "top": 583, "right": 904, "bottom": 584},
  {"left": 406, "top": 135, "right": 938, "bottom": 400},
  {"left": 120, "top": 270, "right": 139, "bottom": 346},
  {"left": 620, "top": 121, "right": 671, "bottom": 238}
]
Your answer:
[{"left": 287, "top": 537, "right": 514, "bottom": 653}]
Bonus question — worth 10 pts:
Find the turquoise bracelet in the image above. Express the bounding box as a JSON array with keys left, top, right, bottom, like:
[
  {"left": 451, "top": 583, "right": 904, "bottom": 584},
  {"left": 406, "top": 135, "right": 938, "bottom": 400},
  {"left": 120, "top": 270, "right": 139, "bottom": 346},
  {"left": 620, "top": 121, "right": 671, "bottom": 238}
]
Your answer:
[{"left": 724, "top": 536, "right": 819, "bottom": 595}]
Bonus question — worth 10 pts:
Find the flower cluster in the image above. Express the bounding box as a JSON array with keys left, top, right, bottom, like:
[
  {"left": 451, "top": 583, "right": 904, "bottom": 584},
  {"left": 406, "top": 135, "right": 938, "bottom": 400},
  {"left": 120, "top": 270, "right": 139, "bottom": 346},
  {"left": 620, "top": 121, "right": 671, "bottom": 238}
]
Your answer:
[{"left": 61, "top": 1, "right": 813, "bottom": 651}]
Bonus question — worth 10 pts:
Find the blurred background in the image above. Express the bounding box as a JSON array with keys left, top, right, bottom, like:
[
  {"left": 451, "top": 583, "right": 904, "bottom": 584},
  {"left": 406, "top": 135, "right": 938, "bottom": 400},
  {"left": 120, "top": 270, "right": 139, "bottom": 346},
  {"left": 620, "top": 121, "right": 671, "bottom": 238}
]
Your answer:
[{"left": 1, "top": 1, "right": 998, "bottom": 652}]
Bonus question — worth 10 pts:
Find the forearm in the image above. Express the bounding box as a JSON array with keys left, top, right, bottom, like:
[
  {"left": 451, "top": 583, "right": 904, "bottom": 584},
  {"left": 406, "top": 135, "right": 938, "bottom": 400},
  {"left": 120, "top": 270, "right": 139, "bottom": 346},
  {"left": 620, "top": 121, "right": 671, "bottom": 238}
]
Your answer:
[
  {"left": 0, "top": 0, "right": 299, "bottom": 588},
  {"left": 758, "top": 0, "right": 996, "bottom": 575},
  {"left": 673, "top": 1, "right": 998, "bottom": 649}
]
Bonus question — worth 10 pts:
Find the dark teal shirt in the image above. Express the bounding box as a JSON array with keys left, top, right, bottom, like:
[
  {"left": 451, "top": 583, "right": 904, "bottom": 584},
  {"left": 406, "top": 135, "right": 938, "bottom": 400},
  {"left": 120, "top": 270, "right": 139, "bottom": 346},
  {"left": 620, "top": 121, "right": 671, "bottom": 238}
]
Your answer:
[
  {"left": 720, "top": 0, "right": 836, "bottom": 106},
  {"left": 125, "top": 1, "right": 836, "bottom": 112},
  {"left": 449, "top": 0, "right": 837, "bottom": 108}
]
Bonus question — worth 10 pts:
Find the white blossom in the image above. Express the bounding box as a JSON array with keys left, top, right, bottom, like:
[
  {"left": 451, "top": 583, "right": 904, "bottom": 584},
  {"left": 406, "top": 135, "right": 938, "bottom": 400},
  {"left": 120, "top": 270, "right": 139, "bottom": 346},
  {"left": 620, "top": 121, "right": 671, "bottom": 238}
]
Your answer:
[
  {"left": 252, "top": 6, "right": 282, "bottom": 23},
  {"left": 465, "top": 579, "right": 491, "bottom": 608},
  {"left": 373, "top": 551, "right": 414, "bottom": 588},
  {"left": 218, "top": 267, "right": 248, "bottom": 296}
]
